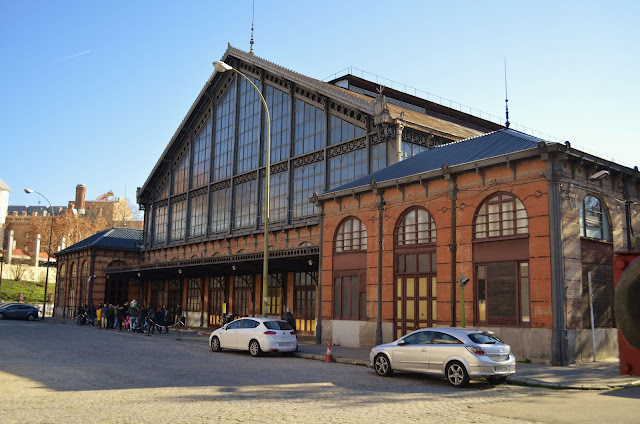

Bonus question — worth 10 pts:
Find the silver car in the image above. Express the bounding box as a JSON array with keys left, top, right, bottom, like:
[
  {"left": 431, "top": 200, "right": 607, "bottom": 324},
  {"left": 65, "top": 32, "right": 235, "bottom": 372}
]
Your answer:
[
  {"left": 370, "top": 327, "right": 516, "bottom": 387},
  {"left": 209, "top": 317, "right": 297, "bottom": 357}
]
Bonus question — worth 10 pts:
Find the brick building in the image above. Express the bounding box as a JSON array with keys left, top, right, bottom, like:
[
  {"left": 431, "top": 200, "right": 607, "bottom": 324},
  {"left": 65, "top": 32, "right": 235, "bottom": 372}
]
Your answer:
[{"left": 53, "top": 46, "right": 639, "bottom": 364}]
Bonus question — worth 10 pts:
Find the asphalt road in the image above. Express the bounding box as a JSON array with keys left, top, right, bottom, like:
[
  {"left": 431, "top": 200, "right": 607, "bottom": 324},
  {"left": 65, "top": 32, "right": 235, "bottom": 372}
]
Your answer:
[{"left": 0, "top": 319, "right": 638, "bottom": 423}]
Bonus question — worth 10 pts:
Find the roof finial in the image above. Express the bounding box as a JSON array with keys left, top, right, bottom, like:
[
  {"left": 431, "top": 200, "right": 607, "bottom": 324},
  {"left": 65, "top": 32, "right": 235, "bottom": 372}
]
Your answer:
[
  {"left": 504, "top": 56, "right": 510, "bottom": 128},
  {"left": 249, "top": 0, "right": 255, "bottom": 54}
]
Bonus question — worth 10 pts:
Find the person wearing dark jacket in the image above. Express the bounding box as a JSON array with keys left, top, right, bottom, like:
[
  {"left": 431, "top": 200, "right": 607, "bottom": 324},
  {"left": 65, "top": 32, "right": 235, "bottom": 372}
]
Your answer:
[
  {"left": 137, "top": 306, "right": 147, "bottom": 333},
  {"left": 88, "top": 304, "right": 96, "bottom": 327},
  {"left": 283, "top": 308, "right": 296, "bottom": 331},
  {"left": 117, "top": 304, "right": 126, "bottom": 331},
  {"left": 146, "top": 305, "right": 156, "bottom": 335},
  {"left": 106, "top": 304, "right": 115, "bottom": 329},
  {"left": 129, "top": 304, "right": 138, "bottom": 332}
]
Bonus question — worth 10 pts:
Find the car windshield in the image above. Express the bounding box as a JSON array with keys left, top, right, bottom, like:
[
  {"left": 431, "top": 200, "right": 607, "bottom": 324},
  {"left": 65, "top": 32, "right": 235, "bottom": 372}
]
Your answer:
[
  {"left": 468, "top": 332, "right": 502, "bottom": 344},
  {"left": 264, "top": 320, "right": 293, "bottom": 330}
]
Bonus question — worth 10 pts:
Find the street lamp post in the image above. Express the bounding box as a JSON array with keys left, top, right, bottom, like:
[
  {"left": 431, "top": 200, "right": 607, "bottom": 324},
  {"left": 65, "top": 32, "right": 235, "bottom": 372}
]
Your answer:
[
  {"left": 213, "top": 60, "right": 271, "bottom": 318},
  {"left": 24, "top": 189, "right": 54, "bottom": 320}
]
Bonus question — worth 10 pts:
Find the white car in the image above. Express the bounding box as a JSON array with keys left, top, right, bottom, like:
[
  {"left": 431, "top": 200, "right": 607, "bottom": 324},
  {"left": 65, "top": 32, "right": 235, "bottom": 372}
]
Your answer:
[
  {"left": 370, "top": 327, "right": 516, "bottom": 387},
  {"left": 209, "top": 317, "right": 297, "bottom": 357}
]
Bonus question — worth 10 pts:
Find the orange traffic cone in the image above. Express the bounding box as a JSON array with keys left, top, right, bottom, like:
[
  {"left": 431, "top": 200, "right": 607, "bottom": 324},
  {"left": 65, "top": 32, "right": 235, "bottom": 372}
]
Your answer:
[{"left": 325, "top": 342, "right": 334, "bottom": 362}]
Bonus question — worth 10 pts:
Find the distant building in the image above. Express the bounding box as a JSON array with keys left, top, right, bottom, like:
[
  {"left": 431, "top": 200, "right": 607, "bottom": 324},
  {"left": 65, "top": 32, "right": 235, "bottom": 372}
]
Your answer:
[
  {"left": 0, "top": 177, "right": 11, "bottom": 259},
  {"left": 4, "top": 184, "right": 142, "bottom": 265}
]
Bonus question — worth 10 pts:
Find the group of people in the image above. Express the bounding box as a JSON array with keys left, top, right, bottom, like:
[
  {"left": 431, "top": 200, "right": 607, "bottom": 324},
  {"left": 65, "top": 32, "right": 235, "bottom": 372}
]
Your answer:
[{"left": 76, "top": 300, "right": 182, "bottom": 335}]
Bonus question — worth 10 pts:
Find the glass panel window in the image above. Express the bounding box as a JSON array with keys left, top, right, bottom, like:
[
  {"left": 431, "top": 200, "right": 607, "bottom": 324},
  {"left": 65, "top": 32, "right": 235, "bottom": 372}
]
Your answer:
[
  {"left": 237, "top": 76, "right": 261, "bottom": 174},
  {"left": 329, "top": 114, "right": 365, "bottom": 145},
  {"left": 187, "top": 278, "right": 201, "bottom": 311},
  {"left": 334, "top": 217, "right": 367, "bottom": 252},
  {"left": 292, "top": 161, "right": 324, "bottom": 219},
  {"left": 396, "top": 207, "right": 436, "bottom": 246},
  {"left": 213, "top": 78, "right": 236, "bottom": 181},
  {"left": 401, "top": 142, "right": 427, "bottom": 160},
  {"left": 266, "top": 274, "right": 282, "bottom": 316},
  {"left": 581, "top": 195, "right": 611, "bottom": 241},
  {"left": 333, "top": 274, "right": 365, "bottom": 320},
  {"left": 172, "top": 153, "right": 189, "bottom": 195},
  {"left": 474, "top": 193, "right": 528, "bottom": 239},
  {"left": 191, "top": 118, "right": 212, "bottom": 188},
  {"left": 170, "top": 199, "right": 186, "bottom": 241},
  {"left": 234, "top": 179, "right": 257, "bottom": 229},
  {"left": 153, "top": 203, "right": 168, "bottom": 244},
  {"left": 264, "top": 85, "right": 290, "bottom": 164},
  {"left": 293, "top": 99, "right": 325, "bottom": 156},
  {"left": 210, "top": 186, "right": 231, "bottom": 234},
  {"left": 233, "top": 275, "right": 251, "bottom": 316},
  {"left": 476, "top": 261, "right": 529, "bottom": 325},
  {"left": 371, "top": 142, "right": 387, "bottom": 173},
  {"left": 189, "top": 194, "right": 207, "bottom": 238},
  {"left": 260, "top": 171, "right": 289, "bottom": 224},
  {"left": 328, "top": 149, "right": 367, "bottom": 190}
]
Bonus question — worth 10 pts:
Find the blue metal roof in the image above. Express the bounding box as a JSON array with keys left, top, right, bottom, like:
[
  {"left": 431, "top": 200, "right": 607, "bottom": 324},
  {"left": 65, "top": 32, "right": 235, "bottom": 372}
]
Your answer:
[
  {"left": 327, "top": 128, "right": 546, "bottom": 194},
  {"left": 56, "top": 227, "right": 143, "bottom": 255}
]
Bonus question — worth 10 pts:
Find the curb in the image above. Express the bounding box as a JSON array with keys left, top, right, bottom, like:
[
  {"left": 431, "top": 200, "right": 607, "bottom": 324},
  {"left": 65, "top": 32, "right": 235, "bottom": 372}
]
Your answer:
[{"left": 507, "top": 377, "right": 640, "bottom": 390}]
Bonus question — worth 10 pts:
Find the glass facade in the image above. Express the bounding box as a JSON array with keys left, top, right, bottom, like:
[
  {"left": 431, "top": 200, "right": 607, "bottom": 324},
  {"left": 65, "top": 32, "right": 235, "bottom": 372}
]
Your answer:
[
  {"left": 234, "top": 179, "right": 257, "bottom": 229},
  {"left": 264, "top": 85, "right": 290, "bottom": 164},
  {"left": 192, "top": 119, "right": 212, "bottom": 188},
  {"left": 260, "top": 171, "right": 289, "bottom": 224},
  {"left": 189, "top": 194, "right": 207, "bottom": 238},
  {"left": 292, "top": 161, "right": 324, "bottom": 219},
  {"left": 329, "top": 149, "right": 367, "bottom": 190},
  {"left": 210, "top": 186, "right": 231, "bottom": 234},
  {"left": 293, "top": 99, "right": 325, "bottom": 156},
  {"left": 213, "top": 78, "right": 236, "bottom": 181},
  {"left": 329, "top": 115, "right": 365, "bottom": 145},
  {"left": 170, "top": 199, "right": 186, "bottom": 241},
  {"left": 236, "top": 76, "right": 261, "bottom": 174},
  {"left": 153, "top": 204, "right": 168, "bottom": 244},
  {"left": 173, "top": 154, "right": 189, "bottom": 195}
]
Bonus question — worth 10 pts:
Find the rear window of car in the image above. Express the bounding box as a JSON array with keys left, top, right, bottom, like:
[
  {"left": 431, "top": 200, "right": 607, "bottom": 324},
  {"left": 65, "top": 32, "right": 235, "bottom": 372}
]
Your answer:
[
  {"left": 468, "top": 332, "right": 502, "bottom": 344},
  {"left": 264, "top": 321, "right": 293, "bottom": 330}
]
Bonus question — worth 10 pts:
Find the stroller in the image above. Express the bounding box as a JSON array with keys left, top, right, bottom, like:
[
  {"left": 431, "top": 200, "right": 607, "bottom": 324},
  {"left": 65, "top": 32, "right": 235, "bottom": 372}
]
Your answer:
[{"left": 122, "top": 316, "right": 130, "bottom": 331}]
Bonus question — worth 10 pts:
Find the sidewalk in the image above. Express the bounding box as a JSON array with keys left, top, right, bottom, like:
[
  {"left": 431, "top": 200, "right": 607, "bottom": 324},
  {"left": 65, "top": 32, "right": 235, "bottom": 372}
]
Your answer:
[
  {"left": 54, "top": 318, "right": 640, "bottom": 390},
  {"left": 294, "top": 339, "right": 640, "bottom": 390}
]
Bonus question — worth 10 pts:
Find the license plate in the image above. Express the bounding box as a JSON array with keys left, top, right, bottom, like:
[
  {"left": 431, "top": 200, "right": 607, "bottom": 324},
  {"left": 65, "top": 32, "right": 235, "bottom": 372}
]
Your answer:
[
  {"left": 279, "top": 342, "right": 292, "bottom": 347},
  {"left": 494, "top": 366, "right": 509, "bottom": 373}
]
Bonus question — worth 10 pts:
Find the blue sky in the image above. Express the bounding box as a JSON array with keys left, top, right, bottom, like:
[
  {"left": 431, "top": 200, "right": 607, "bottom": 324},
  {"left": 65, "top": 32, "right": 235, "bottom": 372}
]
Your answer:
[{"left": 2, "top": 1, "right": 638, "bottom": 208}]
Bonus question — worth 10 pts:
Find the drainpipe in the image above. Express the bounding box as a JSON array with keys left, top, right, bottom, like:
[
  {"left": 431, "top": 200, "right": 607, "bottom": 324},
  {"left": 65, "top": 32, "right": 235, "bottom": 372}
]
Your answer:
[
  {"left": 88, "top": 247, "right": 96, "bottom": 306},
  {"left": 375, "top": 185, "right": 385, "bottom": 345},
  {"left": 446, "top": 169, "right": 458, "bottom": 326},
  {"left": 546, "top": 151, "right": 569, "bottom": 365},
  {"left": 395, "top": 121, "right": 404, "bottom": 163},
  {"left": 315, "top": 202, "right": 324, "bottom": 344}
]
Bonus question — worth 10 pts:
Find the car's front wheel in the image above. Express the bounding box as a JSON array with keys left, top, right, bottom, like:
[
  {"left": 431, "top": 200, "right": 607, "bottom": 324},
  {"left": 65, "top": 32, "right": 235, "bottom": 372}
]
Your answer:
[
  {"left": 210, "top": 336, "right": 221, "bottom": 352},
  {"left": 486, "top": 376, "right": 507, "bottom": 385},
  {"left": 27, "top": 314, "right": 36, "bottom": 321},
  {"left": 249, "top": 339, "right": 262, "bottom": 357},
  {"left": 446, "top": 361, "right": 470, "bottom": 388},
  {"left": 374, "top": 354, "right": 393, "bottom": 377}
]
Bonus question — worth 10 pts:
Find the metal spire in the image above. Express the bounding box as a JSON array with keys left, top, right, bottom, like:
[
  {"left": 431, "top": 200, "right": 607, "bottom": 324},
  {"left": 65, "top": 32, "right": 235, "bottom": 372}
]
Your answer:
[
  {"left": 504, "top": 57, "right": 510, "bottom": 128},
  {"left": 249, "top": 0, "right": 255, "bottom": 54}
]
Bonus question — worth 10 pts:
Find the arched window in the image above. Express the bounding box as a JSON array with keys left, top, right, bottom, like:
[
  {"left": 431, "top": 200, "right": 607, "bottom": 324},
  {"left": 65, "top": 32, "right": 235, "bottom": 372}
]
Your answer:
[
  {"left": 395, "top": 207, "right": 436, "bottom": 246},
  {"left": 68, "top": 262, "right": 76, "bottom": 317},
  {"left": 79, "top": 261, "right": 88, "bottom": 307},
  {"left": 334, "top": 217, "right": 367, "bottom": 253},
  {"left": 580, "top": 195, "right": 611, "bottom": 241},
  {"left": 474, "top": 192, "right": 528, "bottom": 239}
]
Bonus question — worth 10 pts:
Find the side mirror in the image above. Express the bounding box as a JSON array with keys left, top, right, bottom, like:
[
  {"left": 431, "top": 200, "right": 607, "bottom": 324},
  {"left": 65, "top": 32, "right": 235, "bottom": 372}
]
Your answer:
[{"left": 397, "top": 340, "right": 406, "bottom": 346}]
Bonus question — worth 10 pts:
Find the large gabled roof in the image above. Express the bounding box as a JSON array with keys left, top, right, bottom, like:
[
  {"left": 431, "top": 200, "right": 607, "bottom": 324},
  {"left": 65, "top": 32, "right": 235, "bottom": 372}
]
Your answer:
[
  {"left": 325, "top": 128, "right": 548, "bottom": 195},
  {"left": 138, "top": 45, "right": 494, "bottom": 200},
  {"left": 56, "top": 227, "right": 143, "bottom": 256}
]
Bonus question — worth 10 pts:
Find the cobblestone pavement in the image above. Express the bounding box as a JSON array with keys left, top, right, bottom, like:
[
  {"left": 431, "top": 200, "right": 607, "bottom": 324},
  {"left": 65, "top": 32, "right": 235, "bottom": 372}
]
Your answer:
[{"left": 0, "top": 320, "right": 565, "bottom": 423}]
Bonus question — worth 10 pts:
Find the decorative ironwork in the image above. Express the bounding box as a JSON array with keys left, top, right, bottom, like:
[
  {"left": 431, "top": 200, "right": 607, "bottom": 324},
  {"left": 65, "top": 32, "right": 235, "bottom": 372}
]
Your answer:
[
  {"left": 234, "top": 171, "right": 257, "bottom": 185},
  {"left": 265, "top": 72, "right": 291, "bottom": 91},
  {"left": 327, "top": 137, "right": 367, "bottom": 158},
  {"left": 154, "top": 172, "right": 170, "bottom": 199},
  {"left": 291, "top": 151, "right": 324, "bottom": 169},
  {"left": 155, "top": 199, "right": 169, "bottom": 208},
  {"left": 210, "top": 179, "right": 231, "bottom": 192},
  {"left": 377, "top": 123, "right": 396, "bottom": 141},
  {"left": 171, "top": 193, "right": 187, "bottom": 204},
  {"left": 329, "top": 101, "right": 368, "bottom": 126},
  {"left": 370, "top": 133, "right": 385, "bottom": 146},
  {"left": 294, "top": 86, "right": 325, "bottom": 108},
  {"left": 238, "top": 61, "right": 262, "bottom": 78},
  {"left": 172, "top": 140, "right": 190, "bottom": 168},
  {"left": 214, "top": 73, "right": 236, "bottom": 104},
  {"left": 193, "top": 107, "right": 212, "bottom": 136},
  {"left": 259, "top": 161, "right": 288, "bottom": 177},
  {"left": 189, "top": 187, "right": 208, "bottom": 199}
]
